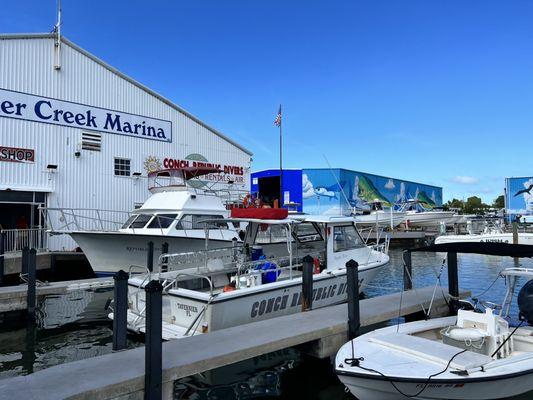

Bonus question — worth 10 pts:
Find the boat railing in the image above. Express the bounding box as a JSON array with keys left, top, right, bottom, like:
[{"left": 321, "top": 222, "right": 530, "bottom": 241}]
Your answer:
[
  {"left": 1, "top": 228, "right": 48, "bottom": 253},
  {"left": 40, "top": 206, "right": 131, "bottom": 233},
  {"left": 159, "top": 245, "right": 243, "bottom": 273}
]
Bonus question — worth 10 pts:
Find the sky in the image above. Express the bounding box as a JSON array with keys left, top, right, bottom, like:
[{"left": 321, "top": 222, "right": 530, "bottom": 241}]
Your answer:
[{"left": 2, "top": 0, "right": 532, "bottom": 203}]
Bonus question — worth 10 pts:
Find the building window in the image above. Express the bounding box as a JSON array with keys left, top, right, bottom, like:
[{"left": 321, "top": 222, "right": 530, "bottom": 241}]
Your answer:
[{"left": 114, "top": 158, "right": 131, "bottom": 176}]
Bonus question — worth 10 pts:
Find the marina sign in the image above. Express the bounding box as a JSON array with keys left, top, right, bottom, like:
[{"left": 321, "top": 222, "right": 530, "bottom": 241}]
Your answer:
[
  {"left": 0, "top": 88, "right": 172, "bottom": 142},
  {"left": 0, "top": 145, "right": 35, "bottom": 163}
]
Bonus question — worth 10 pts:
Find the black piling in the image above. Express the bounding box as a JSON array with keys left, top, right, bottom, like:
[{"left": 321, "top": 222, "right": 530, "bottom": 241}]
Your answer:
[
  {"left": 147, "top": 241, "right": 154, "bottom": 272},
  {"left": 112, "top": 269, "right": 129, "bottom": 351},
  {"left": 447, "top": 252, "right": 459, "bottom": 313},
  {"left": 21, "top": 246, "right": 29, "bottom": 275},
  {"left": 346, "top": 259, "right": 360, "bottom": 340},
  {"left": 403, "top": 250, "right": 412, "bottom": 291},
  {"left": 0, "top": 231, "right": 5, "bottom": 285},
  {"left": 301, "top": 255, "right": 314, "bottom": 312},
  {"left": 144, "top": 280, "right": 163, "bottom": 400},
  {"left": 27, "top": 248, "right": 37, "bottom": 322},
  {"left": 160, "top": 242, "right": 169, "bottom": 273}
]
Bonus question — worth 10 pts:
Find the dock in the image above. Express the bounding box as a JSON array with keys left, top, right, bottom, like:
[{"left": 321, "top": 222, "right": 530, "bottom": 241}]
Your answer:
[
  {"left": 0, "top": 277, "right": 113, "bottom": 313},
  {"left": 0, "top": 286, "right": 468, "bottom": 400}
]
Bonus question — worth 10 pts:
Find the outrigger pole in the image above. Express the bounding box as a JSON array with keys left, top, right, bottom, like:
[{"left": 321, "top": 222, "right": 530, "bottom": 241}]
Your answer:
[{"left": 275, "top": 105, "right": 283, "bottom": 208}]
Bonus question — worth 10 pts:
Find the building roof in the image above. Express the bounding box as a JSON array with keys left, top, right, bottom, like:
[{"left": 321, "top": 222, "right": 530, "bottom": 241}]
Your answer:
[{"left": 0, "top": 33, "right": 253, "bottom": 156}]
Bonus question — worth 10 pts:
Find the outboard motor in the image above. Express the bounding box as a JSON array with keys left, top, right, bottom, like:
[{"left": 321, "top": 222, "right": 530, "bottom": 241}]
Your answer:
[{"left": 518, "top": 280, "right": 533, "bottom": 325}]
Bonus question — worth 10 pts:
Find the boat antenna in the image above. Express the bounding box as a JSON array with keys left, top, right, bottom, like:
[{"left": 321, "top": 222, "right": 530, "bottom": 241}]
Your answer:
[
  {"left": 53, "top": 0, "right": 62, "bottom": 70},
  {"left": 322, "top": 154, "right": 351, "bottom": 215}
]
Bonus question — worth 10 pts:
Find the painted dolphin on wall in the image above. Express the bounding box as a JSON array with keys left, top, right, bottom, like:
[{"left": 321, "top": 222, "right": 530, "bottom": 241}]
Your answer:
[{"left": 313, "top": 181, "right": 346, "bottom": 201}]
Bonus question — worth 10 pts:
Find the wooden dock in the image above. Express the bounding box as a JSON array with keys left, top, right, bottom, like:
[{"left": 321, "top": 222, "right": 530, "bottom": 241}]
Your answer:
[{"left": 0, "top": 286, "right": 467, "bottom": 400}]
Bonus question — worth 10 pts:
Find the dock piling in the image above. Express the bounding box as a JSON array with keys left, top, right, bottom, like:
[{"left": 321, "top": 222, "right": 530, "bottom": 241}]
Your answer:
[
  {"left": 0, "top": 231, "right": 5, "bottom": 285},
  {"left": 27, "top": 248, "right": 37, "bottom": 321},
  {"left": 346, "top": 259, "right": 360, "bottom": 340},
  {"left": 161, "top": 242, "right": 169, "bottom": 273},
  {"left": 403, "top": 250, "right": 412, "bottom": 291},
  {"left": 144, "top": 280, "right": 163, "bottom": 400},
  {"left": 447, "top": 252, "right": 459, "bottom": 313},
  {"left": 301, "top": 255, "right": 314, "bottom": 312},
  {"left": 21, "top": 246, "right": 29, "bottom": 276},
  {"left": 112, "top": 269, "right": 129, "bottom": 351},
  {"left": 147, "top": 241, "right": 154, "bottom": 272}
]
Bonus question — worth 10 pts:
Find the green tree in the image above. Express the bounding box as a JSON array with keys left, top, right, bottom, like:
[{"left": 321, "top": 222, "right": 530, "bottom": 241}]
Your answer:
[
  {"left": 493, "top": 195, "right": 504, "bottom": 209},
  {"left": 464, "top": 196, "right": 489, "bottom": 215}
]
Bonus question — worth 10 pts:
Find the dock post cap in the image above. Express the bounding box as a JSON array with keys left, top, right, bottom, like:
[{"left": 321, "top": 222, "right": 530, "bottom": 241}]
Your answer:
[
  {"left": 145, "top": 280, "right": 163, "bottom": 293},
  {"left": 114, "top": 269, "right": 129, "bottom": 281},
  {"left": 345, "top": 259, "right": 359, "bottom": 269},
  {"left": 302, "top": 255, "right": 314, "bottom": 263}
]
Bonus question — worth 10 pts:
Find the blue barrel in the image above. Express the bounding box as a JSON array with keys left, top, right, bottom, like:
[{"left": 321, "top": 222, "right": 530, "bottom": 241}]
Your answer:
[{"left": 251, "top": 246, "right": 264, "bottom": 261}]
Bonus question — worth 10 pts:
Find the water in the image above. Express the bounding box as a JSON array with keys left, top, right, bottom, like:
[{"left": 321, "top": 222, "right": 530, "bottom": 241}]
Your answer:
[{"left": 0, "top": 249, "right": 532, "bottom": 398}]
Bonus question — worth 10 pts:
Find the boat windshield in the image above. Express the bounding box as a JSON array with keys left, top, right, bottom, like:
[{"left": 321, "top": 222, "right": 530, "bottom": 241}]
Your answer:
[
  {"left": 256, "top": 224, "right": 293, "bottom": 244},
  {"left": 333, "top": 224, "right": 364, "bottom": 252},
  {"left": 294, "top": 222, "right": 322, "bottom": 243},
  {"left": 147, "top": 214, "right": 177, "bottom": 229},
  {"left": 121, "top": 215, "right": 137, "bottom": 229},
  {"left": 176, "top": 214, "right": 228, "bottom": 230},
  {"left": 129, "top": 214, "right": 154, "bottom": 229}
]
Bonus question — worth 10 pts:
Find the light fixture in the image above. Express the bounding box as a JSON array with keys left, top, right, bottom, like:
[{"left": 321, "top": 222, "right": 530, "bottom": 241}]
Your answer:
[
  {"left": 46, "top": 164, "right": 58, "bottom": 170},
  {"left": 132, "top": 172, "right": 142, "bottom": 177},
  {"left": 74, "top": 151, "right": 81, "bottom": 158}
]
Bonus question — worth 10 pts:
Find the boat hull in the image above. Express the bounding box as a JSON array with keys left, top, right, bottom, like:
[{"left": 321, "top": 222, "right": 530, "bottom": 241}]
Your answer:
[
  {"left": 127, "top": 256, "right": 389, "bottom": 339},
  {"left": 338, "top": 372, "right": 533, "bottom": 400},
  {"left": 404, "top": 211, "right": 455, "bottom": 228},
  {"left": 435, "top": 232, "right": 533, "bottom": 245},
  {"left": 69, "top": 232, "right": 236, "bottom": 274},
  {"left": 355, "top": 212, "right": 406, "bottom": 228}
]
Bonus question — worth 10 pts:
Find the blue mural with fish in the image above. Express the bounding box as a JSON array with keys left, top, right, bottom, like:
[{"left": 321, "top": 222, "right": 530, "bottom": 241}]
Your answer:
[
  {"left": 506, "top": 177, "right": 533, "bottom": 215},
  {"left": 250, "top": 168, "right": 443, "bottom": 215}
]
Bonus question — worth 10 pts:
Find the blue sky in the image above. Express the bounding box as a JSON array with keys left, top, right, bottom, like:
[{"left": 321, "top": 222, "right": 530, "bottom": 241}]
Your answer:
[{"left": 2, "top": 1, "right": 532, "bottom": 202}]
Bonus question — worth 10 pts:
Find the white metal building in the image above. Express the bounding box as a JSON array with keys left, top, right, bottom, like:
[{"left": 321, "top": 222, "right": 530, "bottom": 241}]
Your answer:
[{"left": 0, "top": 33, "right": 252, "bottom": 251}]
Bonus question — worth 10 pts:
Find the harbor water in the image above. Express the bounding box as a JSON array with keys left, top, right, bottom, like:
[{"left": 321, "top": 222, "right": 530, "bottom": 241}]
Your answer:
[{"left": 1, "top": 248, "right": 532, "bottom": 399}]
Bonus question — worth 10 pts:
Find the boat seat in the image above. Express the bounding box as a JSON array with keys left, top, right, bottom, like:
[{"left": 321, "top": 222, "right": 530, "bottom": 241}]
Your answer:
[{"left": 370, "top": 333, "right": 493, "bottom": 371}]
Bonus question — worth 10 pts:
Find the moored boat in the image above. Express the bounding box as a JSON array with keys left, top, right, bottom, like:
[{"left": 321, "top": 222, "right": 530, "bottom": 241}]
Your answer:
[
  {"left": 335, "top": 245, "right": 533, "bottom": 400},
  {"left": 119, "top": 211, "right": 390, "bottom": 339}
]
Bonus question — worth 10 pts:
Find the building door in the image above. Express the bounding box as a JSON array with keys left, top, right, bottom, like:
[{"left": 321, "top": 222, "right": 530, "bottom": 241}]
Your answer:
[
  {"left": 0, "top": 190, "right": 47, "bottom": 251},
  {"left": 258, "top": 176, "right": 281, "bottom": 207}
]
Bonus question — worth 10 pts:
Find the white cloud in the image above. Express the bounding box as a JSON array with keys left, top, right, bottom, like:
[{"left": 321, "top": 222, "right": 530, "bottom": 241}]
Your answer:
[
  {"left": 451, "top": 176, "right": 478, "bottom": 185},
  {"left": 302, "top": 174, "right": 315, "bottom": 199},
  {"left": 384, "top": 179, "right": 395, "bottom": 190}
]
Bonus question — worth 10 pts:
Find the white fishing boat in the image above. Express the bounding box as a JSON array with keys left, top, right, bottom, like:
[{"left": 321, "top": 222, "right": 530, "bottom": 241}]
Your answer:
[
  {"left": 435, "top": 222, "right": 533, "bottom": 245},
  {"left": 336, "top": 252, "right": 533, "bottom": 400},
  {"left": 52, "top": 168, "right": 244, "bottom": 276},
  {"left": 397, "top": 199, "right": 455, "bottom": 228},
  {"left": 120, "top": 209, "right": 390, "bottom": 339},
  {"left": 353, "top": 202, "right": 406, "bottom": 229}
]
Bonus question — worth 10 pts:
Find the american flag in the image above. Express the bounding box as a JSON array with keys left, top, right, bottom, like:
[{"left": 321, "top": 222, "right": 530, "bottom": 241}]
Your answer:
[{"left": 274, "top": 105, "right": 282, "bottom": 127}]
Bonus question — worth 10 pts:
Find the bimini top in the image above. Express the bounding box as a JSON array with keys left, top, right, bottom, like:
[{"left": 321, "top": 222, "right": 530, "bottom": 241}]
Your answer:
[{"left": 411, "top": 242, "right": 533, "bottom": 258}]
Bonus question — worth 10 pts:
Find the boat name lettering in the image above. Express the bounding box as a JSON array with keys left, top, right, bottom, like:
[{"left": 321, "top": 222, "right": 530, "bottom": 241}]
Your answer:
[
  {"left": 0, "top": 88, "right": 171, "bottom": 142},
  {"left": 176, "top": 303, "right": 198, "bottom": 316},
  {"left": 480, "top": 239, "right": 509, "bottom": 243},
  {"left": 251, "top": 283, "right": 345, "bottom": 318}
]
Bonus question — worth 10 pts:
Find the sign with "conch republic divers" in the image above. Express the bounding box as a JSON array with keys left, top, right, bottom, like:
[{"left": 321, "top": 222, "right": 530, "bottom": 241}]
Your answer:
[{"left": 0, "top": 88, "right": 172, "bottom": 142}]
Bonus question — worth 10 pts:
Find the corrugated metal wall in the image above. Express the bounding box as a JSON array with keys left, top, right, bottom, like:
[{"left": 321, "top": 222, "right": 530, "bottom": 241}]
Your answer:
[{"left": 0, "top": 36, "right": 252, "bottom": 250}]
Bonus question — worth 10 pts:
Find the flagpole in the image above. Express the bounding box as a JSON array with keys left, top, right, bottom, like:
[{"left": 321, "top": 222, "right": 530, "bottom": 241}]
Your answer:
[{"left": 279, "top": 104, "right": 283, "bottom": 208}]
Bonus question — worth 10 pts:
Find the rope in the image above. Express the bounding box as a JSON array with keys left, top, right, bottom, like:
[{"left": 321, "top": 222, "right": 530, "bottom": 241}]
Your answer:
[{"left": 344, "top": 348, "right": 468, "bottom": 399}]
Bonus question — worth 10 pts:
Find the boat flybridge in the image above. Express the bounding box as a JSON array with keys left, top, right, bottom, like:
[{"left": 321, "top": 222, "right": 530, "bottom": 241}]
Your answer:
[
  {"left": 120, "top": 209, "right": 390, "bottom": 340},
  {"left": 397, "top": 199, "right": 455, "bottom": 228},
  {"left": 336, "top": 243, "right": 533, "bottom": 400},
  {"left": 66, "top": 168, "right": 245, "bottom": 275}
]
